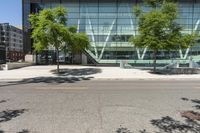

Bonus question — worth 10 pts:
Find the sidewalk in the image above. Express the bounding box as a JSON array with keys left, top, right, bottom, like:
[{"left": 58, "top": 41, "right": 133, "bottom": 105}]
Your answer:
[{"left": 0, "top": 65, "right": 200, "bottom": 81}]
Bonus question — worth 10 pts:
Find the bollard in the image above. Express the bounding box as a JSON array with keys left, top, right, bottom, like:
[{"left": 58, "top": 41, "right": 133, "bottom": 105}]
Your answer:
[
  {"left": 120, "top": 60, "right": 124, "bottom": 68},
  {"left": 189, "top": 56, "right": 193, "bottom": 68}
]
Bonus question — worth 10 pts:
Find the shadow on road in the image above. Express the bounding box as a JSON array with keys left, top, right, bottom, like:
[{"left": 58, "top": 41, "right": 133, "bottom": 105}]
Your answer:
[
  {"left": 116, "top": 98, "right": 200, "bottom": 133},
  {"left": 0, "top": 109, "right": 28, "bottom": 123},
  {"left": 17, "top": 129, "right": 30, "bottom": 133},
  {"left": 116, "top": 126, "right": 133, "bottom": 133},
  {"left": 151, "top": 115, "right": 200, "bottom": 133},
  {"left": 191, "top": 99, "right": 200, "bottom": 110},
  {"left": 0, "top": 100, "right": 7, "bottom": 104},
  {"left": 0, "top": 129, "right": 30, "bottom": 133}
]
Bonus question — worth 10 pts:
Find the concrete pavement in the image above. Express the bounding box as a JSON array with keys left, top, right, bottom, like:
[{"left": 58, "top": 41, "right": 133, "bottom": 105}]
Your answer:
[{"left": 0, "top": 65, "right": 200, "bottom": 81}]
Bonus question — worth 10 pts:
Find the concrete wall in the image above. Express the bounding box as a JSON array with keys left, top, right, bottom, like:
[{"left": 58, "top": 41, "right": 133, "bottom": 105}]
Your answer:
[
  {"left": 3, "top": 62, "right": 33, "bottom": 70},
  {"left": 81, "top": 53, "right": 87, "bottom": 65},
  {"left": 25, "top": 54, "right": 34, "bottom": 63}
]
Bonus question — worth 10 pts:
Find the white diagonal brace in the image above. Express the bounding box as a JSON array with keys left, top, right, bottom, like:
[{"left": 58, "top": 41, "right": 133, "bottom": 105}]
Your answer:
[
  {"left": 136, "top": 49, "right": 141, "bottom": 59},
  {"left": 87, "top": 18, "right": 98, "bottom": 58},
  {"left": 194, "top": 19, "right": 200, "bottom": 32},
  {"left": 128, "top": 4, "right": 141, "bottom": 59},
  {"left": 141, "top": 47, "right": 147, "bottom": 59},
  {"left": 183, "top": 48, "right": 190, "bottom": 59},
  {"left": 77, "top": 19, "right": 80, "bottom": 33},
  {"left": 98, "top": 19, "right": 116, "bottom": 60},
  {"left": 128, "top": 4, "right": 147, "bottom": 60},
  {"left": 182, "top": 19, "right": 200, "bottom": 59},
  {"left": 179, "top": 49, "right": 183, "bottom": 59},
  {"left": 86, "top": 7, "right": 98, "bottom": 59}
]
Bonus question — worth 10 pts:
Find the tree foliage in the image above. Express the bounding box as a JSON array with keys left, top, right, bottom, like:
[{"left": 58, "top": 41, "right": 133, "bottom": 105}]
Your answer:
[
  {"left": 143, "top": 0, "right": 178, "bottom": 7},
  {"left": 133, "top": 5, "right": 142, "bottom": 18},
  {"left": 129, "top": 0, "right": 197, "bottom": 71},
  {"left": 62, "top": 25, "right": 90, "bottom": 53},
  {"left": 29, "top": 6, "right": 90, "bottom": 72},
  {"left": 29, "top": 7, "right": 69, "bottom": 52}
]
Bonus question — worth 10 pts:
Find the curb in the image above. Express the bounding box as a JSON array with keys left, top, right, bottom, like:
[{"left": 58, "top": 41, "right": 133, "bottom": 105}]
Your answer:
[{"left": 0, "top": 77, "right": 200, "bottom": 82}]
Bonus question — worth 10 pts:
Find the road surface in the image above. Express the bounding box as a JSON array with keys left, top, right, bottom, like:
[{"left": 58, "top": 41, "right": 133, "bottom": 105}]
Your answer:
[{"left": 0, "top": 80, "right": 199, "bottom": 133}]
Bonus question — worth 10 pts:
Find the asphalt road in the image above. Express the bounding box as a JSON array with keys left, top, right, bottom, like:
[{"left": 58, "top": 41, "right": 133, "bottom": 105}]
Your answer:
[{"left": 0, "top": 80, "right": 200, "bottom": 133}]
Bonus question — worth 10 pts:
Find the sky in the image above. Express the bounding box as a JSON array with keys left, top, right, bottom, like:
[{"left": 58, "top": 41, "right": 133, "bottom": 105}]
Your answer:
[{"left": 0, "top": 0, "right": 22, "bottom": 27}]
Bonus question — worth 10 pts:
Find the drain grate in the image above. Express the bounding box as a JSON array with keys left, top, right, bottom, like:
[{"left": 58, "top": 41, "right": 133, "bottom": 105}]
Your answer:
[{"left": 181, "top": 111, "right": 200, "bottom": 121}]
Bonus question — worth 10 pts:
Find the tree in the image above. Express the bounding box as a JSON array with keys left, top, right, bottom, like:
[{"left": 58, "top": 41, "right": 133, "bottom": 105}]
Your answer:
[
  {"left": 61, "top": 26, "right": 90, "bottom": 64},
  {"left": 29, "top": 6, "right": 90, "bottom": 73},
  {"left": 129, "top": 0, "right": 197, "bottom": 72}
]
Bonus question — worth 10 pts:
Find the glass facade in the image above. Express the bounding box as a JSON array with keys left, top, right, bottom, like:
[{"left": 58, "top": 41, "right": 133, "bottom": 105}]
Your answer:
[{"left": 23, "top": 0, "right": 200, "bottom": 65}]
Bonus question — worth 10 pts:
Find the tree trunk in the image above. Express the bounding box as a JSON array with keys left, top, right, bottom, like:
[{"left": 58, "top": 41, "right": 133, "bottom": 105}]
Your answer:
[
  {"left": 153, "top": 50, "right": 157, "bottom": 72},
  {"left": 35, "top": 52, "right": 38, "bottom": 65},
  {"left": 64, "top": 51, "right": 66, "bottom": 64},
  {"left": 56, "top": 48, "right": 60, "bottom": 73},
  {"left": 72, "top": 53, "right": 74, "bottom": 64},
  {"left": 45, "top": 50, "right": 48, "bottom": 65}
]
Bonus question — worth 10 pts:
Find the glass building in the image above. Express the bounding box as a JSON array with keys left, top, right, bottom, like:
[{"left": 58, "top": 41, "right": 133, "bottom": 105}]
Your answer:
[
  {"left": 23, "top": 0, "right": 200, "bottom": 65},
  {"left": 0, "top": 24, "right": 6, "bottom": 64}
]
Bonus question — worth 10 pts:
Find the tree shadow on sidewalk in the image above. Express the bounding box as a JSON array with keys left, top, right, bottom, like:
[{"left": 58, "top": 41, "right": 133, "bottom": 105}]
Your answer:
[
  {"left": 0, "top": 68, "right": 102, "bottom": 88},
  {"left": 0, "top": 76, "right": 93, "bottom": 88},
  {"left": 51, "top": 68, "right": 102, "bottom": 76}
]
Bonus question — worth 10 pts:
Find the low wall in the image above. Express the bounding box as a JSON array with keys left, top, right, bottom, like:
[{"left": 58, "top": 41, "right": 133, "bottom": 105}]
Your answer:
[
  {"left": 156, "top": 68, "right": 200, "bottom": 74},
  {"left": 169, "top": 68, "right": 198, "bottom": 74},
  {"left": 3, "top": 62, "right": 33, "bottom": 70}
]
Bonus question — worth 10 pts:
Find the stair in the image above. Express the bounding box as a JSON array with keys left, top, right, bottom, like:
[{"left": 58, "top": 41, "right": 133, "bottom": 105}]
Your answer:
[{"left": 83, "top": 50, "right": 98, "bottom": 66}]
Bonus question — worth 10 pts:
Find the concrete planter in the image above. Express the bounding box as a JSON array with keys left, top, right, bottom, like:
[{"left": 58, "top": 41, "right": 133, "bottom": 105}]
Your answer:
[
  {"left": 2, "top": 62, "right": 33, "bottom": 70},
  {"left": 156, "top": 68, "right": 200, "bottom": 74},
  {"left": 171, "top": 68, "right": 198, "bottom": 74}
]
